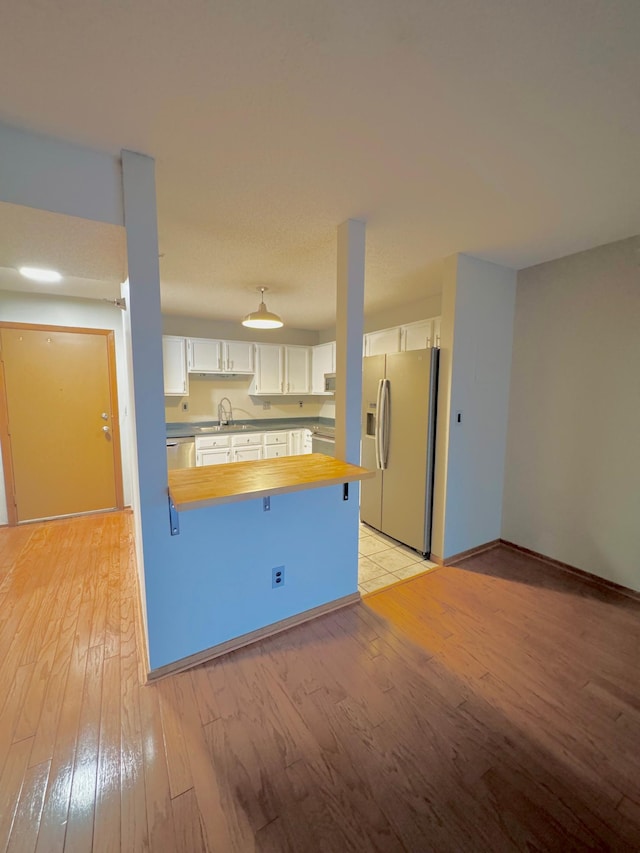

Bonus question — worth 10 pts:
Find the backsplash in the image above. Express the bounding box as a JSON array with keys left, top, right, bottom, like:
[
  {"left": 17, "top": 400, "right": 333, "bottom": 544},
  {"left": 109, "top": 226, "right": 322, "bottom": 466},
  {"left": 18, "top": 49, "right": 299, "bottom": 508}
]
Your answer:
[{"left": 164, "top": 374, "right": 328, "bottom": 423}]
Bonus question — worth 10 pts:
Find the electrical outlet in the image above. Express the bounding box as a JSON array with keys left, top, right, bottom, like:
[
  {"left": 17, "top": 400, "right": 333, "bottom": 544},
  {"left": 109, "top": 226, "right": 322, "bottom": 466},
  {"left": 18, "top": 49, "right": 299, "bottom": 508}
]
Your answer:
[
  {"left": 271, "top": 566, "right": 285, "bottom": 589},
  {"left": 181, "top": 401, "right": 189, "bottom": 412},
  {"left": 263, "top": 401, "right": 271, "bottom": 410}
]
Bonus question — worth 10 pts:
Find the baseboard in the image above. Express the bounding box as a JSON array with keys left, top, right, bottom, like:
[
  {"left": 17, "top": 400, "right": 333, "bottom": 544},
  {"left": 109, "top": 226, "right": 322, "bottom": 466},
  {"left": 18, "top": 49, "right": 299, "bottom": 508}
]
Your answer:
[
  {"left": 146, "top": 592, "right": 361, "bottom": 681},
  {"left": 430, "top": 539, "right": 501, "bottom": 567},
  {"left": 500, "top": 539, "right": 640, "bottom": 603}
]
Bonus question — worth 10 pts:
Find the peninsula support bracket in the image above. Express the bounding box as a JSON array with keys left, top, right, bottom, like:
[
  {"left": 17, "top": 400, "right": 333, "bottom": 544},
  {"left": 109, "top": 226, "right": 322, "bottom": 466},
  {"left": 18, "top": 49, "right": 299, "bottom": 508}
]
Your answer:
[{"left": 169, "top": 495, "right": 180, "bottom": 536}]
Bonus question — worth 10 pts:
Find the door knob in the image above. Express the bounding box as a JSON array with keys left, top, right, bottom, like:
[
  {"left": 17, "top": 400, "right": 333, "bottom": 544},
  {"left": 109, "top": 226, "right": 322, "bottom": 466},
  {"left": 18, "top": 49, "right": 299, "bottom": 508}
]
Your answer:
[
  {"left": 102, "top": 426, "right": 110, "bottom": 433},
  {"left": 101, "top": 412, "right": 109, "bottom": 420}
]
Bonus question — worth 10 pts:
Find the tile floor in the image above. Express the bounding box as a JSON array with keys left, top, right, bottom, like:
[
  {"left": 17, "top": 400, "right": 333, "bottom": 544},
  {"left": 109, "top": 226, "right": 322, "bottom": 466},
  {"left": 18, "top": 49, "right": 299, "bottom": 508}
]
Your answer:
[{"left": 358, "top": 521, "right": 437, "bottom": 594}]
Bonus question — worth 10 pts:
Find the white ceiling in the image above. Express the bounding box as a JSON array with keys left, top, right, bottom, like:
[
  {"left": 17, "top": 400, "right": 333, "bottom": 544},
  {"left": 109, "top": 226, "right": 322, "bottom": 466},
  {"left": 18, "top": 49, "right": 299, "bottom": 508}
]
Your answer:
[
  {"left": 0, "top": 202, "right": 125, "bottom": 301},
  {"left": 1, "top": 1, "right": 639, "bottom": 329}
]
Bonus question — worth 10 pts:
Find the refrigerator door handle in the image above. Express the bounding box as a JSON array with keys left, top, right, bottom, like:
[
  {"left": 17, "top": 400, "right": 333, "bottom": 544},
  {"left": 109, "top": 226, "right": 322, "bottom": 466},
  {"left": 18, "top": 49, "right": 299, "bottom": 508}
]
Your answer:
[
  {"left": 380, "top": 378, "right": 391, "bottom": 469},
  {"left": 375, "top": 379, "right": 384, "bottom": 469}
]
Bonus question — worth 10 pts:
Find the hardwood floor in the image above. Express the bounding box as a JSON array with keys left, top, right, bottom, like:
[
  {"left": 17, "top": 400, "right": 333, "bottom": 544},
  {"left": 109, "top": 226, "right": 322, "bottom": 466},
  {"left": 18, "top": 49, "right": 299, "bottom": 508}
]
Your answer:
[{"left": 1, "top": 512, "right": 639, "bottom": 851}]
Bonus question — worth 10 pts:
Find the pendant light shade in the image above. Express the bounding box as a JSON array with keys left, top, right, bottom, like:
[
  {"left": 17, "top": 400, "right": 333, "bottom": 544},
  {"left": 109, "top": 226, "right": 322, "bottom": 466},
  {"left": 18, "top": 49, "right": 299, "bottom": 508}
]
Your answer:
[{"left": 242, "top": 287, "right": 283, "bottom": 329}]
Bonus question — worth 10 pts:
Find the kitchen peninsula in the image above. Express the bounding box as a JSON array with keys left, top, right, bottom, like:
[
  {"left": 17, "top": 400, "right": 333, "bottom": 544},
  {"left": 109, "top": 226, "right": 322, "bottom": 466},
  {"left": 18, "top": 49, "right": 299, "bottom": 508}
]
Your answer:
[{"left": 169, "top": 452, "right": 374, "bottom": 511}]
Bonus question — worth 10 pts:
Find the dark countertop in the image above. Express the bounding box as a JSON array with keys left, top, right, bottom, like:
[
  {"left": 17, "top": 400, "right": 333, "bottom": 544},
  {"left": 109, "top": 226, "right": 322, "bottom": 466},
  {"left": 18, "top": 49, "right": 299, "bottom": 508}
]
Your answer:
[{"left": 166, "top": 418, "right": 335, "bottom": 440}]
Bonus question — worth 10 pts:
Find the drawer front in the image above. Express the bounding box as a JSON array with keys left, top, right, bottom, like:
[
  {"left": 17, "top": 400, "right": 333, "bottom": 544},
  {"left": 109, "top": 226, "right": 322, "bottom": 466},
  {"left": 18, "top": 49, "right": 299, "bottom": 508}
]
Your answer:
[
  {"left": 264, "top": 445, "right": 288, "bottom": 459},
  {"left": 263, "top": 432, "right": 288, "bottom": 446},
  {"left": 196, "top": 449, "right": 230, "bottom": 466},
  {"left": 195, "top": 435, "right": 231, "bottom": 450},
  {"left": 231, "top": 432, "right": 263, "bottom": 447}
]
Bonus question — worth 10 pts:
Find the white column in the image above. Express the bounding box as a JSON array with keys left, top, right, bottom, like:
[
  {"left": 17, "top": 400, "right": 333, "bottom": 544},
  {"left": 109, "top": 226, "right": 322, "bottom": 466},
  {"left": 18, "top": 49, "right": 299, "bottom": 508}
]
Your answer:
[
  {"left": 335, "top": 219, "right": 366, "bottom": 464},
  {"left": 121, "top": 149, "right": 167, "bottom": 667}
]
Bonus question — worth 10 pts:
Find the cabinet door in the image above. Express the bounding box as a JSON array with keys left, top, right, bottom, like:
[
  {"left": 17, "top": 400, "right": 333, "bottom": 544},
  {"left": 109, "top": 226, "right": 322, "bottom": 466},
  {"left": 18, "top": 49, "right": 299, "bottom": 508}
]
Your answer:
[
  {"left": 302, "top": 429, "right": 313, "bottom": 454},
  {"left": 285, "top": 346, "right": 311, "bottom": 394},
  {"left": 288, "top": 430, "right": 302, "bottom": 455},
  {"left": 364, "top": 327, "right": 401, "bottom": 357},
  {"left": 224, "top": 341, "right": 255, "bottom": 373},
  {"left": 432, "top": 316, "right": 441, "bottom": 347},
  {"left": 402, "top": 320, "right": 433, "bottom": 351},
  {"left": 162, "top": 336, "right": 189, "bottom": 396},
  {"left": 233, "top": 446, "right": 262, "bottom": 462},
  {"left": 196, "top": 448, "right": 230, "bottom": 466},
  {"left": 311, "top": 342, "right": 335, "bottom": 394},
  {"left": 188, "top": 338, "right": 222, "bottom": 372},
  {"left": 254, "top": 344, "right": 283, "bottom": 394}
]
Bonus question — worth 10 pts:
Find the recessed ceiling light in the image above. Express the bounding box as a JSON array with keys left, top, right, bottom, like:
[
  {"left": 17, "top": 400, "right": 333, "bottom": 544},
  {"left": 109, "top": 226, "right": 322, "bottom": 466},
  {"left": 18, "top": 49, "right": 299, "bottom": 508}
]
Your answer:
[{"left": 18, "top": 266, "right": 62, "bottom": 283}]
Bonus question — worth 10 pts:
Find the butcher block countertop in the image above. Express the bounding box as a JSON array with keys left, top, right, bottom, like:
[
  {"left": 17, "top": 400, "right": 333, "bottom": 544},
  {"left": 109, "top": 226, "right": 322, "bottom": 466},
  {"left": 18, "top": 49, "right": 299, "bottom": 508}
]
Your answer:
[{"left": 168, "top": 453, "right": 375, "bottom": 512}]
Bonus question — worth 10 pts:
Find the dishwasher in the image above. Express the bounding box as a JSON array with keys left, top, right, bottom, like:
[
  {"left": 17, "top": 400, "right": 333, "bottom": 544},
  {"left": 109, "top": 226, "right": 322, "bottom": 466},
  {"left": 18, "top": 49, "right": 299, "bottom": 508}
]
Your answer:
[{"left": 166, "top": 436, "right": 196, "bottom": 469}]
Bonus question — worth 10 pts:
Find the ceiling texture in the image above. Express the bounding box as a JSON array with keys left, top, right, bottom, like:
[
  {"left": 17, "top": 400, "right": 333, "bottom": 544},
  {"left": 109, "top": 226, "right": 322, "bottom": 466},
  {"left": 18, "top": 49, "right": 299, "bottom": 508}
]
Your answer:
[{"left": 1, "top": 0, "right": 639, "bottom": 329}]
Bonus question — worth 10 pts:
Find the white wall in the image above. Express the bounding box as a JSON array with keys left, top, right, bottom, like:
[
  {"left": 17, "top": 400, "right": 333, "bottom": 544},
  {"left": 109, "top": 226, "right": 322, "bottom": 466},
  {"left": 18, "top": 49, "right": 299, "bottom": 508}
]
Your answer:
[
  {"left": 432, "top": 254, "right": 516, "bottom": 560},
  {"left": 502, "top": 236, "right": 640, "bottom": 591},
  {"left": 0, "top": 121, "right": 122, "bottom": 226},
  {"left": 165, "top": 375, "right": 324, "bottom": 423},
  {"left": 0, "top": 290, "right": 133, "bottom": 521}
]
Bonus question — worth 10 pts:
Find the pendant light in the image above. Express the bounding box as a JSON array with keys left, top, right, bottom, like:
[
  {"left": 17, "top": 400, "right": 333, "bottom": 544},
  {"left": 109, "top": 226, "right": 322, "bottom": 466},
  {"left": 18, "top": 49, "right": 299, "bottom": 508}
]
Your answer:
[{"left": 242, "top": 287, "right": 283, "bottom": 329}]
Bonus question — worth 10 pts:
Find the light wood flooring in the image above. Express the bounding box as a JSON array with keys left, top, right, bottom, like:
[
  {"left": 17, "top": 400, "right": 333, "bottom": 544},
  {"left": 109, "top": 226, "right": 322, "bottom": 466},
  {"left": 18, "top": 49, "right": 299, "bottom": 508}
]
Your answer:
[{"left": 1, "top": 511, "right": 639, "bottom": 851}]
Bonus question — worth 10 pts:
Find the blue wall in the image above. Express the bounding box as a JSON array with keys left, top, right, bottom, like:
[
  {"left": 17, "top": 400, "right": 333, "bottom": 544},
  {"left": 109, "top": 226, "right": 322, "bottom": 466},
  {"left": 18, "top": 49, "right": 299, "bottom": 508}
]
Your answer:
[{"left": 146, "top": 484, "right": 360, "bottom": 670}]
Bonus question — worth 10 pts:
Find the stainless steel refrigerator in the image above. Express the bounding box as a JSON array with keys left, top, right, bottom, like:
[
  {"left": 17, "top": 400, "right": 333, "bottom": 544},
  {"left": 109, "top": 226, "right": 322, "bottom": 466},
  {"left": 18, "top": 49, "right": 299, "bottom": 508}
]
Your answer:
[{"left": 360, "top": 348, "right": 439, "bottom": 555}]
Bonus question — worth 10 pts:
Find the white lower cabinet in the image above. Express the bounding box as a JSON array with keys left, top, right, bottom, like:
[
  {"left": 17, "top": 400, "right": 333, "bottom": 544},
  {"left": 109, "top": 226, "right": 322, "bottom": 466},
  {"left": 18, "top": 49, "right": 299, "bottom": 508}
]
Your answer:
[
  {"left": 194, "top": 427, "right": 312, "bottom": 466},
  {"left": 289, "top": 430, "right": 302, "bottom": 455},
  {"left": 264, "top": 431, "right": 289, "bottom": 458},
  {"left": 195, "top": 434, "right": 231, "bottom": 466},
  {"left": 302, "top": 429, "right": 313, "bottom": 453},
  {"left": 231, "top": 432, "right": 262, "bottom": 462}
]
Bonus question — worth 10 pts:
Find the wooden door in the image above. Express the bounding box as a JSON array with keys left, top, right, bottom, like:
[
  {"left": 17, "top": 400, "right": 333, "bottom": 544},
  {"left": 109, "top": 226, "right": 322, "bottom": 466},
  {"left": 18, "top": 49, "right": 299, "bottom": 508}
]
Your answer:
[{"left": 0, "top": 325, "right": 123, "bottom": 523}]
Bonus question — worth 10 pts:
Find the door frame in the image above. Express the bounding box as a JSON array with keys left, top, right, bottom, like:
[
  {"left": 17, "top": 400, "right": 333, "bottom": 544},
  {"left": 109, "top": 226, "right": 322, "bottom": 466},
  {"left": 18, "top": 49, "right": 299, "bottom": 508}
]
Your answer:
[{"left": 0, "top": 322, "right": 124, "bottom": 525}]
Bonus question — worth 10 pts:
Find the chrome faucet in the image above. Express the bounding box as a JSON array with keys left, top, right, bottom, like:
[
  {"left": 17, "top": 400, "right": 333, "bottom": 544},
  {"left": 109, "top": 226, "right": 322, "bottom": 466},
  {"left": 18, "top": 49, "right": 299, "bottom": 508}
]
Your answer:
[{"left": 218, "top": 397, "right": 233, "bottom": 426}]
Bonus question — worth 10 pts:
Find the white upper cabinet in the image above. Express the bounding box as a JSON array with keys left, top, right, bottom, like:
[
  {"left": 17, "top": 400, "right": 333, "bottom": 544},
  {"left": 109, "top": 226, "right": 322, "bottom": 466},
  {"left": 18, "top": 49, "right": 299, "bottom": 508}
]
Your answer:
[
  {"left": 401, "top": 320, "right": 434, "bottom": 351},
  {"left": 284, "top": 346, "right": 311, "bottom": 394},
  {"left": 162, "top": 336, "right": 189, "bottom": 396},
  {"left": 253, "top": 343, "right": 284, "bottom": 394},
  {"left": 311, "top": 342, "right": 335, "bottom": 394},
  {"left": 188, "top": 338, "right": 255, "bottom": 374},
  {"left": 364, "top": 327, "right": 402, "bottom": 357},
  {"left": 432, "top": 316, "right": 441, "bottom": 347},
  {"left": 223, "top": 340, "right": 255, "bottom": 373},
  {"left": 187, "top": 338, "right": 222, "bottom": 372}
]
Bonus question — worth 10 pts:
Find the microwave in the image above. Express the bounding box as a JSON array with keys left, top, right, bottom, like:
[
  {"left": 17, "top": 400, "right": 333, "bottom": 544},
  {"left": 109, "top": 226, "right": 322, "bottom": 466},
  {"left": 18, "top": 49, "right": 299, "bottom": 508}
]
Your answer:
[{"left": 324, "top": 373, "right": 336, "bottom": 392}]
